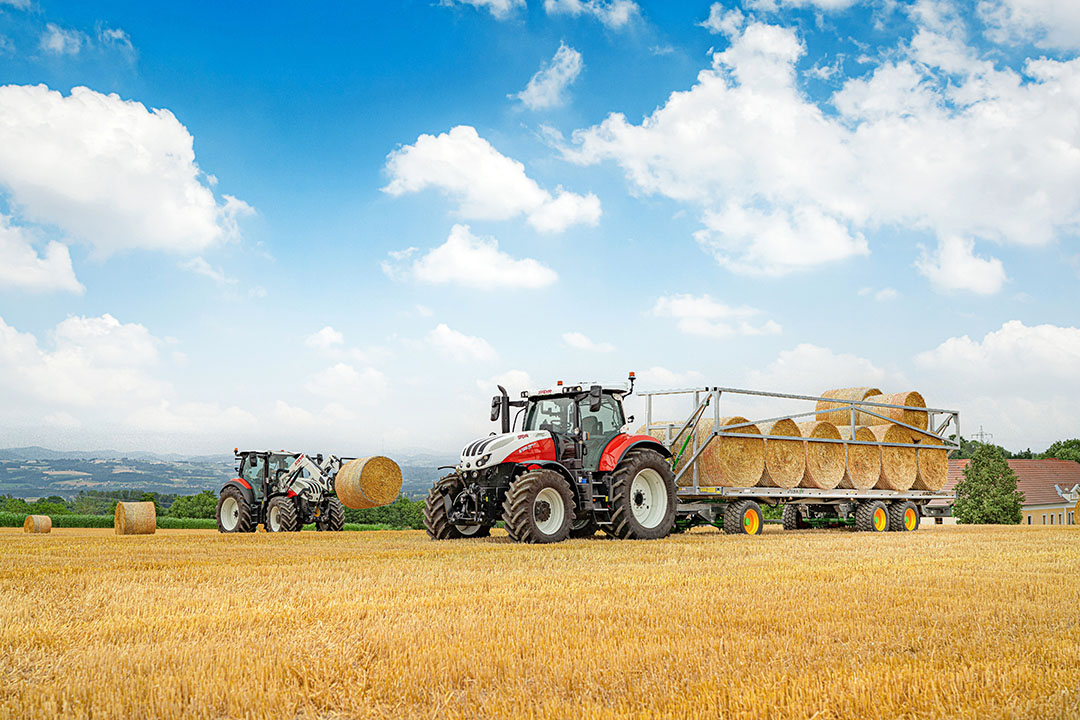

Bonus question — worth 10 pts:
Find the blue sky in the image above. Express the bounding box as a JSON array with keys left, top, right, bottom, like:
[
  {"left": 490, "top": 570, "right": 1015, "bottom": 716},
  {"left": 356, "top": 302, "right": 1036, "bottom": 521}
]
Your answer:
[{"left": 0, "top": 0, "right": 1078, "bottom": 455}]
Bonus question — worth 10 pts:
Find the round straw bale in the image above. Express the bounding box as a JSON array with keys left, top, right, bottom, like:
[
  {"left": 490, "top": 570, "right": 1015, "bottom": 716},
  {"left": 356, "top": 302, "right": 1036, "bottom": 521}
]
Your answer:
[
  {"left": 336, "top": 456, "right": 403, "bottom": 509},
  {"left": 757, "top": 419, "right": 804, "bottom": 489},
  {"left": 914, "top": 433, "right": 949, "bottom": 492},
  {"left": 861, "top": 391, "right": 928, "bottom": 430},
  {"left": 23, "top": 514, "right": 51, "bottom": 533},
  {"left": 837, "top": 426, "right": 880, "bottom": 490},
  {"left": 796, "top": 421, "right": 844, "bottom": 490},
  {"left": 867, "top": 424, "right": 917, "bottom": 491},
  {"left": 114, "top": 501, "right": 156, "bottom": 535},
  {"left": 693, "top": 417, "right": 765, "bottom": 488},
  {"left": 815, "top": 387, "right": 883, "bottom": 425}
]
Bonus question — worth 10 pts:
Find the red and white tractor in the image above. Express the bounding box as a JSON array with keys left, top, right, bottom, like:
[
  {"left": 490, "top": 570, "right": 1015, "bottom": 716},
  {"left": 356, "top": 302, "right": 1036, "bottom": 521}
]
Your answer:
[{"left": 423, "top": 372, "right": 677, "bottom": 543}]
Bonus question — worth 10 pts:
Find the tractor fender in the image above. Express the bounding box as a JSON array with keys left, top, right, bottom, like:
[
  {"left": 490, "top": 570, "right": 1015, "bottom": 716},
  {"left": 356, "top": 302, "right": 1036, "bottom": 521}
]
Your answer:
[
  {"left": 514, "top": 460, "right": 582, "bottom": 489},
  {"left": 597, "top": 435, "right": 672, "bottom": 473},
  {"left": 220, "top": 478, "right": 255, "bottom": 507}
]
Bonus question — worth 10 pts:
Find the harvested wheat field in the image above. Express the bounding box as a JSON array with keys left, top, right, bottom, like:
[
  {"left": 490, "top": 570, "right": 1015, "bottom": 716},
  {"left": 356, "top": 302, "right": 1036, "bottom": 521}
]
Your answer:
[{"left": 1, "top": 526, "right": 1078, "bottom": 720}]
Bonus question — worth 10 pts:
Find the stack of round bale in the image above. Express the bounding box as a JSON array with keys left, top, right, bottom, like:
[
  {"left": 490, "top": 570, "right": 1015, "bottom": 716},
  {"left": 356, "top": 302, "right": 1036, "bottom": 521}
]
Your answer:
[{"left": 638, "top": 387, "right": 948, "bottom": 492}]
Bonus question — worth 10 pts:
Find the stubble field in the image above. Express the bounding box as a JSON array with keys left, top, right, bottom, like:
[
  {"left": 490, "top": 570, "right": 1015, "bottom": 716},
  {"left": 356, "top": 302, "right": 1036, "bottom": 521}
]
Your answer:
[{"left": 1, "top": 524, "right": 1078, "bottom": 720}]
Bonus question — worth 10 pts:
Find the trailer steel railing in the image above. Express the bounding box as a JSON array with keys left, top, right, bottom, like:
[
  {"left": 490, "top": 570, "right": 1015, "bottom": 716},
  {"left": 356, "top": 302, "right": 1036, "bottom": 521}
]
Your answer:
[{"left": 640, "top": 386, "right": 959, "bottom": 501}]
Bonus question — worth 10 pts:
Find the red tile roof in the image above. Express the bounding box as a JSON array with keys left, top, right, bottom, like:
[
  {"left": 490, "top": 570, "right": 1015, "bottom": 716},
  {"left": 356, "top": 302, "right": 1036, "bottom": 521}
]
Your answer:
[{"left": 942, "top": 459, "right": 1080, "bottom": 506}]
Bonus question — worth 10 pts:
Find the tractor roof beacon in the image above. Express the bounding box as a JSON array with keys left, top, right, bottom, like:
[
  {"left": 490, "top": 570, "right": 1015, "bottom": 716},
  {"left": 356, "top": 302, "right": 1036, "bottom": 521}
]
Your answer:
[
  {"left": 424, "top": 372, "right": 678, "bottom": 543},
  {"left": 216, "top": 450, "right": 348, "bottom": 533}
]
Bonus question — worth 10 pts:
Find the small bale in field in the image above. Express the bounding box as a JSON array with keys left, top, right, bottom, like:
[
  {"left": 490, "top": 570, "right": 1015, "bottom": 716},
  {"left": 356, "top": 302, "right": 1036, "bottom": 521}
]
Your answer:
[
  {"left": 694, "top": 417, "right": 766, "bottom": 489},
  {"left": 23, "top": 515, "right": 51, "bottom": 533},
  {"left": 861, "top": 391, "right": 928, "bottom": 430},
  {"left": 815, "top": 387, "right": 883, "bottom": 425},
  {"left": 914, "top": 433, "right": 949, "bottom": 492},
  {"left": 867, "top": 424, "right": 918, "bottom": 491},
  {"left": 757, "top": 419, "right": 804, "bottom": 489},
  {"left": 837, "top": 426, "right": 880, "bottom": 490},
  {"left": 114, "top": 501, "right": 156, "bottom": 535},
  {"left": 336, "top": 456, "right": 403, "bottom": 509},
  {"left": 796, "top": 421, "right": 844, "bottom": 490}
]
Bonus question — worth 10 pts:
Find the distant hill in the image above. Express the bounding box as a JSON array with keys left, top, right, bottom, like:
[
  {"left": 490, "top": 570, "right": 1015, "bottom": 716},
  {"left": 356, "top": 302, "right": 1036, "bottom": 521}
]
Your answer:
[{"left": 0, "top": 446, "right": 233, "bottom": 463}]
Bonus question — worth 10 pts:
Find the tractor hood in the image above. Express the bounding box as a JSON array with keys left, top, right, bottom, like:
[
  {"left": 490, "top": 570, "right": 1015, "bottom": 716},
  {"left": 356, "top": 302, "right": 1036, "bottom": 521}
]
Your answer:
[{"left": 457, "top": 430, "right": 555, "bottom": 472}]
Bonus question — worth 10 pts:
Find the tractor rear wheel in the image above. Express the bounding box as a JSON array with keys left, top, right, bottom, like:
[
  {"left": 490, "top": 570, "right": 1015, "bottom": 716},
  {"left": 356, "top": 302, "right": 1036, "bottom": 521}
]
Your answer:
[
  {"left": 782, "top": 504, "right": 810, "bottom": 530},
  {"left": 724, "top": 500, "right": 764, "bottom": 535},
  {"left": 424, "top": 475, "right": 492, "bottom": 540},
  {"left": 609, "top": 449, "right": 677, "bottom": 540},
  {"left": 889, "top": 501, "right": 920, "bottom": 532},
  {"left": 216, "top": 486, "right": 253, "bottom": 533},
  {"left": 569, "top": 515, "right": 598, "bottom": 538},
  {"left": 317, "top": 497, "right": 346, "bottom": 532},
  {"left": 502, "top": 469, "right": 574, "bottom": 544},
  {"left": 856, "top": 500, "right": 890, "bottom": 532},
  {"left": 267, "top": 496, "right": 300, "bottom": 532}
]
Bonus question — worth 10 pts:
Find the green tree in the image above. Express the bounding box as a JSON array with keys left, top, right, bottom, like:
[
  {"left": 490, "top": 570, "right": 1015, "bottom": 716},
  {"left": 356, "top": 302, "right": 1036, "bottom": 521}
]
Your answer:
[
  {"left": 169, "top": 490, "right": 217, "bottom": 518},
  {"left": 953, "top": 445, "right": 1024, "bottom": 524},
  {"left": 1040, "top": 439, "right": 1080, "bottom": 464}
]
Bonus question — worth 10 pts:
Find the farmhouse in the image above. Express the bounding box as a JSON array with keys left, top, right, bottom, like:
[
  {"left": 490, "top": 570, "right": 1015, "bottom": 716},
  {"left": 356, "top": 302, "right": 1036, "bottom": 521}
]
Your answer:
[{"left": 943, "top": 459, "right": 1080, "bottom": 525}]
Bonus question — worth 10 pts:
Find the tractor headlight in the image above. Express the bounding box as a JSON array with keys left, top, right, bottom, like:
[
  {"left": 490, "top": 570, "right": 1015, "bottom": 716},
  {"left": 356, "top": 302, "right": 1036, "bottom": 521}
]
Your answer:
[
  {"left": 477, "top": 454, "right": 491, "bottom": 467},
  {"left": 470, "top": 470, "right": 479, "bottom": 478}
]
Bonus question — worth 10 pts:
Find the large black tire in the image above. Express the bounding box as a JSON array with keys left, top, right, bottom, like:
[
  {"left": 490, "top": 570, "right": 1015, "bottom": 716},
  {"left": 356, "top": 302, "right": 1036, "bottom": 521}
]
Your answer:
[
  {"left": 216, "top": 485, "right": 254, "bottom": 533},
  {"left": 609, "top": 449, "right": 677, "bottom": 540},
  {"left": 856, "top": 500, "right": 890, "bottom": 532},
  {"left": 889, "top": 501, "right": 920, "bottom": 532},
  {"left": 569, "top": 515, "right": 598, "bottom": 538},
  {"left": 266, "top": 496, "right": 300, "bottom": 532},
  {"left": 317, "top": 496, "right": 346, "bottom": 532},
  {"left": 782, "top": 504, "right": 810, "bottom": 530},
  {"left": 423, "top": 475, "right": 493, "bottom": 540},
  {"left": 502, "top": 469, "right": 575, "bottom": 544},
  {"left": 723, "top": 500, "right": 764, "bottom": 535}
]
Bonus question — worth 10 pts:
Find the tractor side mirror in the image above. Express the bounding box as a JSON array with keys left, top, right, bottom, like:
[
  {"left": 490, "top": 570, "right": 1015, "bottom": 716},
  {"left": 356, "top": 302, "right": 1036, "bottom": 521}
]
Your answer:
[
  {"left": 589, "top": 384, "right": 602, "bottom": 413},
  {"left": 490, "top": 396, "right": 501, "bottom": 422}
]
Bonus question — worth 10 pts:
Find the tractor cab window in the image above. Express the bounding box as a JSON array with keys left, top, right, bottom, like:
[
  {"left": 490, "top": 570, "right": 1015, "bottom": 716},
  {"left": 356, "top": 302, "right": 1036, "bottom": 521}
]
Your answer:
[
  {"left": 267, "top": 455, "right": 296, "bottom": 480},
  {"left": 524, "top": 397, "right": 575, "bottom": 434},
  {"left": 242, "top": 455, "right": 266, "bottom": 484},
  {"left": 579, "top": 394, "right": 625, "bottom": 472}
]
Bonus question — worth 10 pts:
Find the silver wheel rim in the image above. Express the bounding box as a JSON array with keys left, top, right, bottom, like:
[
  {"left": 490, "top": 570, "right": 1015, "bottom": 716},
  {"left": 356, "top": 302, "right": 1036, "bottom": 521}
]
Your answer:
[
  {"left": 630, "top": 468, "right": 667, "bottom": 529},
  {"left": 220, "top": 497, "right": 239, "bottom": 531},
  {"left": 534, "top": 487, "right": 565, "bottom": 535},
  {"left": 268, "top": 504, "right": 281, "bottom": 532}
]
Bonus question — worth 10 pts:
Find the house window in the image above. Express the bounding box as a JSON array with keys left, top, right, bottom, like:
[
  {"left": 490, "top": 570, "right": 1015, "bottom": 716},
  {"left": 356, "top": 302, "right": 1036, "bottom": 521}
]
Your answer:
[
  {"left": 1043, "top": 514, "right": 1047, "bottom": 524},
  {"left": 1060, "top": 513, "right": 1064, "bottom": 525},
  {"left": 1050, "top": 514, "right": 1055, "bottom": 525},
  {"left": 1027, "top": 515, "right": 1032, "bottom": 525},
  {"left": 1070, "top": 511, "right": 1074, "bottom": 525}
]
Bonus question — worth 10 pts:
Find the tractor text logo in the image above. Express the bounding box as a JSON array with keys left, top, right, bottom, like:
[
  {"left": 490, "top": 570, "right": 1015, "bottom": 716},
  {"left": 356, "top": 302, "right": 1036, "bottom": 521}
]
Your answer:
[{"left": 517, "top": 434, "right": 529, "bottom": 440}]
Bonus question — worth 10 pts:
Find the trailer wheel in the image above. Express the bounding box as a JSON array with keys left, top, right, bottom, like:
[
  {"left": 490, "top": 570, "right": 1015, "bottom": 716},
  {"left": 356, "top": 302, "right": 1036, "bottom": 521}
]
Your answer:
[
  {"left": 608, "top": 449, "right": 677, "bottom": 540},
  {"left": 502, "top": 469, "right": 574, "bottom": 544},
  {"left": 216, "top": 486, "right": 253, "bottom": 533},
  {"left": 889, "top": 501, "right": 920, "bottom": 532},
  {"left": 856, "top": 500, "right": 890, "bottom": 532},
  {"left": 267, "top": 496, "right": 300, "bottom": 532},
  {"left": 782, "top": 504, "right": 810, "bottom": 530},
  {"left": 424, "top": 474, "right": 483, "bottom": 540},
  {"left": 724, "top": 500, "right": 764, "bottom": 535},
  {"left": 569, "top": 515, "right": 598, "bottom": 538},
  {"left": 317, "top": 496, "right": 346, "bottom": 532}
]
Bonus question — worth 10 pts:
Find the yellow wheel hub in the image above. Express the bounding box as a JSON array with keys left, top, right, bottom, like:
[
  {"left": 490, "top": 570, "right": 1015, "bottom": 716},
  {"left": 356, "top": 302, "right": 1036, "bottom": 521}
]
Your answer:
[{"left": 872, "top": 507, "right": 887, "bottom": 532}]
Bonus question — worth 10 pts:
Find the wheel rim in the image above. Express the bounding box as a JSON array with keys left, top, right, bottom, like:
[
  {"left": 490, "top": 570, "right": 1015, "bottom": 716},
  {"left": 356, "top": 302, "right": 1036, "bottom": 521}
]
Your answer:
[
  {"left": 534, "top": 487, "right": 565, "bottom": 535},
  {"left": 743, "top": 507, "right": 760, "bottom": 535},
  {"left": 268, "top": 505, "right": 281, "bottom": 532},
  {"left": 872, "top": 506, "right": 887, "bottom": 531},
  {"left": 220, "top": 497, "right": 239, "bottom": 531},
  {"left": 904, "top": 507, "right": 917, "bottom": 530},
  {"left": 630, "top": 468, "right": 667, "bottom": 529}
]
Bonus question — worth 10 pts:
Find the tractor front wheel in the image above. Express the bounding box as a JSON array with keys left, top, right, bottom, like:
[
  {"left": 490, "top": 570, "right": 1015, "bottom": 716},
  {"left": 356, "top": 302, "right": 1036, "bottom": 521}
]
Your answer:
[
  {"left": 216, "top": 486, "right": 254, "bottom": 533},
  {"left": 502, "top": 469, "right": 575, "bottom": 544},
  {"left": 608, "top": 449, "right": 677, "bottom": 540},
  {"left": 424, "top": 475, "right": 492, "bottom": 540},
  {"left": 267, "top": 496, "right": 300, "bottom": 532},
  {"left": 317, "top": 496, "right": 346, "bottom": 532}
]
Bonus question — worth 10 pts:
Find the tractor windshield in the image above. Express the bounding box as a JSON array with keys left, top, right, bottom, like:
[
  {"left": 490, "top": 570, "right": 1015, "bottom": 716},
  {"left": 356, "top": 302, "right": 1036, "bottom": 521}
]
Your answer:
[{"left": 523, "top": 397, "right": 575, "bottom": 434}]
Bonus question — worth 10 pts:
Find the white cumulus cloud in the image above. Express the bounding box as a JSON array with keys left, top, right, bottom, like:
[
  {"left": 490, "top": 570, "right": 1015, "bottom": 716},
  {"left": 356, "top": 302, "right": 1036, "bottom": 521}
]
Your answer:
[
  {"left": 384, "top": 224, "right": 558, "bottom": 290},
  {"left": 653, "top": 293, "right": 782, "bottom": 338},
  {"left": 563, "top": 331, "right": 615, "bottom": 352},
  {"left": 384, "top": 125, "right": 600, "bottom": 233},
  {"left": 979, "top": 0, "right": 1080, "bottom": 50},
  {"left": 305, "top": 326, "right": 345, "bottom": 351},
  {"left": 513, "top": 43, "right": 583, "bottom": 110},
  {"left": 915, "top": 236, "right": 1007, "bottom": 295},
  {"left": 0, "top": 214, "right": 83, "bottom": 293},
  {"left": 0, "top": 84, "right": 254, "bottom": 257},
  {"left": 544, "top": 0, "right": 640, "bottom": 28},
  {"left": 39, "top": 24, "right": 84, "bottom": 55},
  {"left": 427, "top": 323, "right": 497, "bottom": 362},
  {"left": 441, "top": 0, "right": 525, "bottom": 19}
]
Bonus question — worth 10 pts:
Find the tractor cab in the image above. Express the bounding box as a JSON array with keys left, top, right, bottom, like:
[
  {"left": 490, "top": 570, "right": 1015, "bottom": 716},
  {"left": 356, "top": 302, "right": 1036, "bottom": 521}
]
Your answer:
[
  {"left": 235, "top": 450, "right": 301, "bottom": 499},
  {"left": 517, "top": 383, "right": 628, "bottom": 472}
]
